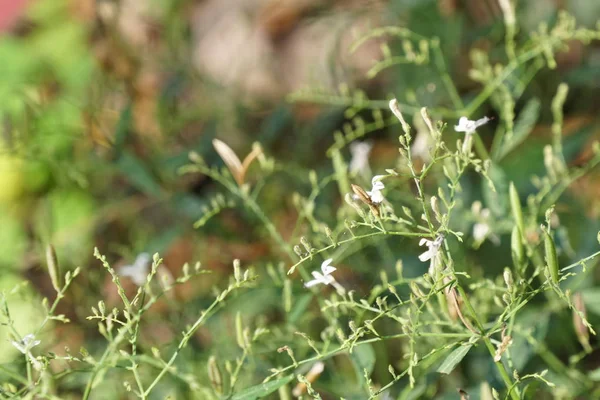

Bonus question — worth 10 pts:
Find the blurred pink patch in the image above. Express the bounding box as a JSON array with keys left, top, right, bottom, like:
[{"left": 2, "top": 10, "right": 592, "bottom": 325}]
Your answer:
[{"left": 0, "top": 0, "right": 29, "bottom": 32}]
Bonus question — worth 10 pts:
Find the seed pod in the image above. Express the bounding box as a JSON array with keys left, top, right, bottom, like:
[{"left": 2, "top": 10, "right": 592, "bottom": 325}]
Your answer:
[
  {"left": 543, "top": 228, "right": 559, "bottom": 284},
  {"left": 351, "top": 184, "right": 371, "bottom": 205},
  {"left": 509, "top": 182, "right": 524, "bottom": 236},
  {"left": 235, "top": 312, "right": 245, "bottom": 349},
  {"left": 46, "top": 244, "right": 61, "bottom": 293},
  {"left": 207, "top": 356, "right": 222, "bottom": 395},
  {"left": 510, "top": 226, "right": 524, "bottom": 268},
  {"left": 572, "top": 292, "right": 591, "bottom": 351},
  {"left": 283, "top": 279, "right": 292, "bottom": 313}
]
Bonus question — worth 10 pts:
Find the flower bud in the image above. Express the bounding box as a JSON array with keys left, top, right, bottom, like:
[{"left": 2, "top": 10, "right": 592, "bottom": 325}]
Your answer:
[
  {"left": 543, "top": 227, "right": 559, "bottom": 284},
  {"left": 503, "top": 268, "right": 514, "bottom": 291},
  {"left": 46, "top": 244, "right": 61, "bottom": 293},
  {"left": 207, "top": 356, "right": 222, "bottom": 395},
  {"left": 389, "top": 99, "right": 411, "bottom": 135}
]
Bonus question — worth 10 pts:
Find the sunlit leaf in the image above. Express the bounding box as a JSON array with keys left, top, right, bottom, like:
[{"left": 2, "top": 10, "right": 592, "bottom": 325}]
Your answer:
[{"left": 437, "top": 344, "right": 472, "bottom": 374}]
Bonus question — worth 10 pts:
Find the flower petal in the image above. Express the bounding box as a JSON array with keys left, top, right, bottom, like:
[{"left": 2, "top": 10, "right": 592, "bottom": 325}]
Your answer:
[
  {"left": 371, "top": 175, "right": 385, "bottom": 186},
  {"left": 419, "top": 250, "right": 432, "bottom": 262},
  {"left": 322, "top": 265, "right": 336, "bottom": 276},
  {"left": 304, "top": 279, "right": 320, "bottom": 288}
]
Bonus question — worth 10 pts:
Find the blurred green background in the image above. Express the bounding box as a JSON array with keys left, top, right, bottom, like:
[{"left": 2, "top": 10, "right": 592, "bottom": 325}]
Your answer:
[{"left": 1, "top": 0, "right": 600, "bottom": 398}]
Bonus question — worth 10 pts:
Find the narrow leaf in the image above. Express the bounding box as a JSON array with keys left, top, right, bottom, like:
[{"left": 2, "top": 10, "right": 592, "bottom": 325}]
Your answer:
[
  {"left": 496, "top": 98, "right": 540, "bottom": 160},
  {"left": 231, "top": 375, "right": 294, "bottom": 400},
  {"left": 437, "top": 344, "right": 472, "bottom": 374},
  {"left": 350, "top": 343, "right": 376, "bottom": 383}
]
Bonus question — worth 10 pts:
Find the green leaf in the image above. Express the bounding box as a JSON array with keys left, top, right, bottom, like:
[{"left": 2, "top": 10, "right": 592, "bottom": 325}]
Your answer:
[
  {"left": 436, "top": 344, "right": 472, "bottom": 374},
  {"left": 289, "top": 293, "right": 313, "bottom": 324},
  {"left": 231, "top": 375, "right": 294, "bottom": 400},
  {"left": 511, "top": 308, "right": 549, "bottom": 370},
  {"left": 580, "top": 288, "right": 600, "bottom": 316},
  {"left": 482, "top": 163, "right": 508, "bottom": 217},
  {"left": 495, "top": 97, "right": 540, "bottom": 161},
  {"left": 588, "top": 367, "right": 600, "bottom": 381},
  {"left": 117, "top": 151, "right": 163, "bottom": 197},
  {"left": 350, "top": 343, "right": 376, "bottom": 383}
]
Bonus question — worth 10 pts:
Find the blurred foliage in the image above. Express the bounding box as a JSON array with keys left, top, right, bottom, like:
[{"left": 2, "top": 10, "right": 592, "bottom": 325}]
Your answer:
[{"left": 0, "top": 0, "right": 599, "bottom": 399}]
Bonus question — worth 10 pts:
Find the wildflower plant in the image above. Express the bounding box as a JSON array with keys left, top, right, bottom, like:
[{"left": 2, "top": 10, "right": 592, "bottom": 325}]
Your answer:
[{"left": 2, "top": 4, "right": 600, "bottom": 400}]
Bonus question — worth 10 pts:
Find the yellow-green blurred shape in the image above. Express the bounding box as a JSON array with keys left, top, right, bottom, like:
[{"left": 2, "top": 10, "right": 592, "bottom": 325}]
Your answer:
[
  {"left": 0, "top": 276, "right": 45, "bottom": 364},
  {"left": 40, "top": 189, "right": 96, "bottom": 266},
  {"left": 0, "top": 207, "right": 27, "bottom": 268},
  {"left": 0, "top": 154, "right": 25, "bottom": 204}
]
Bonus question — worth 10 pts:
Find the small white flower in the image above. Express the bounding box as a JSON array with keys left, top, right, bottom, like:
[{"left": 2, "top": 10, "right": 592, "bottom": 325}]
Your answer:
[
  {"left": 119, "top": 253, "right": 152, "bottom": 286},
  {"left": 473, "top": 222, "right": 490, "bottom": 242},
  {"left": 349, "top": 141, "right": 372, "bottom": 176},
  {"left": 11, "top": 334, "right": 40, "bottom": 354},
  {"left": 455, "top": 116, "right": 491, "bottom": 155},
  {"left": 418, "top": 235, "right": 444, "bottom": 277},
  {"left": 410, "top": 114, "right": 434, "bottom": 161},
  {"left": 411, "top": 129, "right": 433, "bottom": 161},
  {"left": 305, "top": 258, "right": 337, "bottom": 288},
  {"left": 471, "top": 203, "right": 500, "bottom": 245},
  {"left": 454, "top": 116, "right": 491, "bottom": 135},
  {"left": 367, "top": 175, "right": 385, "bottom": 204},
  {"left": 11, "top": 334, "right": 42, "bottom": 370}
]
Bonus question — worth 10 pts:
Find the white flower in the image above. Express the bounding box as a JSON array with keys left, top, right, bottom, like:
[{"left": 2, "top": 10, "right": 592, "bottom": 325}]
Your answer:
[
  {"left": 471, "top": 203, "right": 500, "bottom": 246},
  {"left": 11, "top": 334, "right": 42, "bottom": 370},
  {"left": 455, "top": 116, "right": 491, "bottom": 155},
  {"left": 473, "top": 222, "right": 490, "bottom": 242},
  {"left": 411, "top": 129, "right": 433, "bottom": 161},
  {"left": 119, "top": 253, "right": 152, "bottom": 286},
  {"left": 305, "top": 258, "right": 337, "bottom": 288},
  {"left": 349, "top": 141, "right": 372, "bottom": 176},
  {"left": 367, "top": 175, "right": 385, "bottom": 204},
  {"left": 419, "top": 235, "right": 444, "bottom": 277},
  {"left": 454, "top": 116, "right": 491, "bottom": 135},
  {"left": 410, "top": 113, "right": 434, "bottom": 161},
  {"left": 11, "top": 334, "right": 40, "bottom": 354}
]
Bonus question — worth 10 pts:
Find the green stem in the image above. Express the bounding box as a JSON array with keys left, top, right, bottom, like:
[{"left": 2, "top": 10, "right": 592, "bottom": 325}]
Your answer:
[
  {"left": 142, "top": 279, "right": 249, "bottom": 397},
  {"left": 287, "top": 230, "right": 425, "bottom": 275},
  {"left": 431, "top": 38, "right": 464, "bottom": 110},
  {"left": 239, "top": 190, "right": 295, "bottom": 260},
  {"left": 456, "top": 286, "right": 520, "bottom": 400}
]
